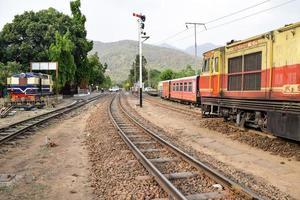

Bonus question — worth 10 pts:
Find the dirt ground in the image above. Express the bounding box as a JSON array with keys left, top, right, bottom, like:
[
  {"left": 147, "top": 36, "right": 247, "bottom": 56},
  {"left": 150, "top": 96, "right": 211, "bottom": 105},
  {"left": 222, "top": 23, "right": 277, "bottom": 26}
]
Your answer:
[
  {"left": 0, "top": 97, "right": 76, "bottom": 129},
  {"left": 126, "top": 94, "right": 300, "bottom": 199},
  {"left": 0, "top": 98, "right": 98, "bottom": 200}
]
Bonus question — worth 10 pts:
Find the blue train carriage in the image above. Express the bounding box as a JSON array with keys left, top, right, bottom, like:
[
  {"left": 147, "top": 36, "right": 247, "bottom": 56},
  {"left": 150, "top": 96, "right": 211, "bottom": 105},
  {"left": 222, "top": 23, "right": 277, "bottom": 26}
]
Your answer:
[{"left": 7, "top": 72, "right": 53, "bottom": 108}]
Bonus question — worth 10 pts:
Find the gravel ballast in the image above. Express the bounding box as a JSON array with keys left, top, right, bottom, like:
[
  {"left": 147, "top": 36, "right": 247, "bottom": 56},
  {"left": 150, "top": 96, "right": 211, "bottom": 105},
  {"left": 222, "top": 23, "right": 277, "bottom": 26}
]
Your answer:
[{"left": 85, "top": 95, "right": 167, "bottom": 199}]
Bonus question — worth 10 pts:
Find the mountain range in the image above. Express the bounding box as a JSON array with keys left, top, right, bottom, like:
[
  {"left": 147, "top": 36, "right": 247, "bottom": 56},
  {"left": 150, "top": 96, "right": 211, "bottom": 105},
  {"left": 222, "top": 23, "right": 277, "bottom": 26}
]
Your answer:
[
  {"left": 184, "top": 42, "right": 219, "bottom": 57},
  {"left": 91, "top": 40, "right": 218, "bottom": 83}
]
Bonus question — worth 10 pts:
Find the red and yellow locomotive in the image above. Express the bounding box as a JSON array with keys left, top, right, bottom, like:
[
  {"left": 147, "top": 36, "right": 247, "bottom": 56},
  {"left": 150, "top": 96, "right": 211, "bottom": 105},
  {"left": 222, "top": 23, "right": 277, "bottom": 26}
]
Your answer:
[{"left": 160, "top": 21, "right": 300, "bottom": 141}]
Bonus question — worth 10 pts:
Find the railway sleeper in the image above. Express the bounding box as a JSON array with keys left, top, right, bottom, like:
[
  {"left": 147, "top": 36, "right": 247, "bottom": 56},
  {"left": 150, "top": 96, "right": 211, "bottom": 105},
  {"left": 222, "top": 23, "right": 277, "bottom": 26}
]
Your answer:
[
  {"left": 149, "top": 157, "right": 178, "bottom": 164},
  {"left": 186, "top": 191, "right": 224, "bottom": 200},
  {"left": 133, "top": 141, "right": 156, "bottom": 145},
  {"left": 140, "top": 148, "right": 164, "bottom": 153},
  {"left": 164, "top": 172, "right": 197, "bottom": 180}
]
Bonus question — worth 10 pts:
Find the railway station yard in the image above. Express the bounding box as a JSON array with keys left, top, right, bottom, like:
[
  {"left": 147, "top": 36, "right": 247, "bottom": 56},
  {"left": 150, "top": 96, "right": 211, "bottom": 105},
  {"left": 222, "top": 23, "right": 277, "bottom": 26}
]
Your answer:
[
  {"left": 0, "top": 96, "right": 98, "bottom": 200},
  {"left": 1, "top": 1, "right": 300, "bottom": 199},
  {"left": 124, "top": 93, "right": 300, "bottom": 199},
  {"left": 0, "top": 93, "right": 299, "bottom": 200}
]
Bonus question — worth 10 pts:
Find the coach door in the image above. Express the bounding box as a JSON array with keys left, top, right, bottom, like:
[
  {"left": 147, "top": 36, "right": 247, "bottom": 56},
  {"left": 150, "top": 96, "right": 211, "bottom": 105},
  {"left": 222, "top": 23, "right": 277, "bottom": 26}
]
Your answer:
[{"left": 211, "top": 52, "right": 221, "bottom": 96}]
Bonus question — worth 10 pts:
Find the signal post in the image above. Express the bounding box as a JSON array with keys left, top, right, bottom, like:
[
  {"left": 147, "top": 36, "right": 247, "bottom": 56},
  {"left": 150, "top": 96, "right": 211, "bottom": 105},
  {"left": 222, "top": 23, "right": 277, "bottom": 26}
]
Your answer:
[{"left": 133, "top": 12, "right": 149, "bottom": 107}]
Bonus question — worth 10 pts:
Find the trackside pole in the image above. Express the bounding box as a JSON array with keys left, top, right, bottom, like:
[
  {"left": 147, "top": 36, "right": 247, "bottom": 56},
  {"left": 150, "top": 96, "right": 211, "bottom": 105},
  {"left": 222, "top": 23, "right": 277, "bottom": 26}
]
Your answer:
[{"left": 139, "top": 18, "right": 143, "bottom": 107}]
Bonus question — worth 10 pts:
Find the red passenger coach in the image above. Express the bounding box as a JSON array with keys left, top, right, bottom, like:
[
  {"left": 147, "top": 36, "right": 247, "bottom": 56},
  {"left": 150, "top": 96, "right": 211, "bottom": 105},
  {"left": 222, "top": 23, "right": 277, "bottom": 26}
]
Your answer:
[
  {"left": 161, "top": 80, "right": 170, "bottom": 99},
  {"left": 169, "top": 76, "right": 200, "bottom": 104}
]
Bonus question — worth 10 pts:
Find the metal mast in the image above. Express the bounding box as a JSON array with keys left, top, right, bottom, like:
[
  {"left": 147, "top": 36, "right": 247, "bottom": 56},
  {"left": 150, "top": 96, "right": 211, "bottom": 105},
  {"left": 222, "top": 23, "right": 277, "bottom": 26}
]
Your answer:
[{"left": 185, "top": 22, "right": 206, "bottom": 74}]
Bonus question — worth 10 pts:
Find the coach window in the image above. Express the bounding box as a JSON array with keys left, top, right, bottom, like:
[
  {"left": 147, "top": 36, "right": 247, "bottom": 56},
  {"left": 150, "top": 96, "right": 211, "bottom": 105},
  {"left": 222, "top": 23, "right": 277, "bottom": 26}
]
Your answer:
[
  {"left": 203, "top": 58, "right": 210, "bottom": 72},
  {"left": 176, "top": 83, "right": 179, "bottom": 91},
  {"left": 172, "top": 83, "right": 175, "bottom": 91},
  {"left": 179, "top": 83, "right": 183, "bottom": 91},
  {"left": 188, "top": 82, "right": 192, "bottom": 92},
  {"left": 214, "top": 57, "right": 219, "bottom": 72},
  {"left": 184, "top": 82, "right": 187, "bottom": 91}
]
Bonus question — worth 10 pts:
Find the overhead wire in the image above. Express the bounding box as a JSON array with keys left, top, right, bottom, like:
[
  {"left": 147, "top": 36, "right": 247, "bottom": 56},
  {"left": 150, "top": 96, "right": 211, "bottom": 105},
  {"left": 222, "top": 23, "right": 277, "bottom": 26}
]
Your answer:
[
  {"left": 207, "top": 0, "right": 296, "bottom": 30},
  {"left": 166, "top": 0, "right": 297, "bottom": 44},
  {"left": 153, "top": 28, "right": 190, "bottom": 45},
  {"left": 152, "top": 0, "right": 273, "bottom": 45},
  {"left": 204, "top": 0, "right": 271, "bottom": 24}
]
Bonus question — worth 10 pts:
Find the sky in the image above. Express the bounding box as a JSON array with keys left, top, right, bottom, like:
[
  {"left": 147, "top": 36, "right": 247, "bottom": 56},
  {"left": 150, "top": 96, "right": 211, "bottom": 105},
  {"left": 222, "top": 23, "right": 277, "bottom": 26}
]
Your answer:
[{"left": 0, "top": 0, "right": 300, "bottom": 50}]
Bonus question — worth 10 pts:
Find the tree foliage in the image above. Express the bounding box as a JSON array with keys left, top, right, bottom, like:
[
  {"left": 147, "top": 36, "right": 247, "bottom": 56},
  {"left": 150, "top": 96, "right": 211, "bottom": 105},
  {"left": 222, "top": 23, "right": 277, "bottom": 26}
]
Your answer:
[
  {"left": 128, "top": 54, "right": 147, "bottom": 86},
  {"left": 88, "top": 52, "right": 106, "bottom": 86},
  {"left": 175, "top": 65, "right": 195, "bottom": 78},
  {"left": 49, "top": 31, "right": 76, "bottom": 91},
  {"left": 145, "top": 69, "right": 161, "bottom": 88},
  {"left": 160, "top": 69, "right": 176, "bottom": 81},
  {"left": 0, "top": 62, "right": 22, "bottom": 86},
  {"left": 70, "top": 0, "right": 93, "bottom": 88},
  {"left": 0, "top": 8, "right": 73, "bottom": 70},
  {"left": 0, "top": 0, "right": 96, "bottom": 90},
  {"left": 100, "top": 75, "right": 112, "bottom": 89}
]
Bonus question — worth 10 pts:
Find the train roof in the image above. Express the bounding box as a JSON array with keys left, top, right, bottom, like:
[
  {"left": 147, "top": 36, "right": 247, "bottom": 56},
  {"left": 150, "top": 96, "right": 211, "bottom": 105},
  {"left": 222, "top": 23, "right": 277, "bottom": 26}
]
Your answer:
[
  {"left": 202, "top": 21, "right": 300, "bottom": 54},
  {"left": 203, "top": 46, "right": 225, "bottom": 55},
  {"left": 227, "top": 21, "right": 300, "bottom": 48},
  {"left": 11, "top": 72, "right": 49, "bottom": 78},
  {"left": 161, "top": 75, "right": 199, "bottom": 83}
]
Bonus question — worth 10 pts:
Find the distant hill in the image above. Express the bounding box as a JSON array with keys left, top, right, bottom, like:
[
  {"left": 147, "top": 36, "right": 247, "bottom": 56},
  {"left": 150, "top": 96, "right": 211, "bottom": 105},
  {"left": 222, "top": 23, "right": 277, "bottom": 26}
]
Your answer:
[
  {"left": 184, "top": 43, "right": 219, "bottom": 57},
  {"left": 159, "top": 43, "right": 180, "bottom": 50},
  {"left": 91, "top": 40, "right": 201, "bottom": 83}
]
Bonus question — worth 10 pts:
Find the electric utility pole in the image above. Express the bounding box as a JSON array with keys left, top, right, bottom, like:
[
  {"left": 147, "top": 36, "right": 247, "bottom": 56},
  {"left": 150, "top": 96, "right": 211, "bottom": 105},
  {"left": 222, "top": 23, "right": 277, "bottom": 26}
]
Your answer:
[
  {"left": 185, "top": 22, "right": 206, "bottom": 74},
  {"left": 133, "top": 12, "right": 149, "bottom": 107}
]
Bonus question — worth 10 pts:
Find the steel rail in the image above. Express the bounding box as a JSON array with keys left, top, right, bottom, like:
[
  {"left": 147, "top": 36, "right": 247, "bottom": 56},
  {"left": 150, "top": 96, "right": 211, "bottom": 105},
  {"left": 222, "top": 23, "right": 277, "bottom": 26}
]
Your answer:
[
  {"left": 0, "top": 94, "right": 104, "bottom": 145},
  {"left": 108, "top": 94, "right": 188, "bottom": 200},
  {"left": 117, "top": 94, "right": 265, "bottom": 200},
  {"left": 0, "top": 101, "right": 79, "bottom": 132},
  {"left": 143, "top": 96, "right": 200, "bottom": 117}
]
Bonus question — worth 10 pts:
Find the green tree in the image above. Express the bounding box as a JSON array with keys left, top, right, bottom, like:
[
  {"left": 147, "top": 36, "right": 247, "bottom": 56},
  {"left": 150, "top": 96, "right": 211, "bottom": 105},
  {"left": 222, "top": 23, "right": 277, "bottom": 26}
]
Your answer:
[
  {"left": 128, "top": 55, "right": 147, "bottom": 85},
  {"left": 0, "top": 61, "right": 22, "bottom": 96},
  {"left": 145, "top": 69, "right": 161, "bottom": 88},
  {"left": 0, "top": 0, "right": 95, "bottom": 89},
  {"left": 122, "top": 79, "right": 132, "bottom": 91},
  {"left": 0, "top": 8, "right": 74, "bottom": 70},
  {"left": 175, "top": 65, "right": 196, "bottom": 78},
  {"left": 0, "top": 62, "right": 22, "bottom": 86},
  {"left": 49, "top": 31, "right": 76, "bottom": 91},
  {"left": 100, "top": 76, "right": 112, "bottom": 89},
  {"left": 160, "top": 68, "right": 176, "bottom": 81},
  {"left": 70, "top": 0, "right": 93, "bottom": 88},
  {"left": 88, "top": 52, "right": 106, "bottom": 86}
]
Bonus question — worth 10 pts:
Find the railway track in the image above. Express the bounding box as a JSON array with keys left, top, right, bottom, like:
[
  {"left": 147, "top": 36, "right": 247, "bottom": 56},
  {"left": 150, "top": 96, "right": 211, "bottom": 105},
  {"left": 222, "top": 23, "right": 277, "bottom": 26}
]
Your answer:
[
  {"left": 143, "top": 95, "right": 201, "bottom": 118},
  {"left": 0, "top": 93, "right": 105, "bottom": 146},
  {"left": 109, "top": 94, "right": 264, "bottom": 200}
]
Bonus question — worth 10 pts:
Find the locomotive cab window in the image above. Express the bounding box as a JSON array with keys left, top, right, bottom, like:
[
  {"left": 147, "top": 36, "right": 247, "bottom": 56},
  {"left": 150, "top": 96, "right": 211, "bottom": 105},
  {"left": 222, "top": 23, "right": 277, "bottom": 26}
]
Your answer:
[
  {"left": 203, "top": 58, "right": 210, "bottom": 72},
  {"left": 214, "top": 57, "right": 219, "bottom": 72}
]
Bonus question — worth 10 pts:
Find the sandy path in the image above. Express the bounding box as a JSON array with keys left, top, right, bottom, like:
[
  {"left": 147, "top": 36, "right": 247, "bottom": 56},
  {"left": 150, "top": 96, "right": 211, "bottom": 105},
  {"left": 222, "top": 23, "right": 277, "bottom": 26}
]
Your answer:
[
  {"left": 126, "top": 94, "right": 300, "bottom": 199},
  {"left": 0, "top": 99, "right": 99, "bottom": 200}
]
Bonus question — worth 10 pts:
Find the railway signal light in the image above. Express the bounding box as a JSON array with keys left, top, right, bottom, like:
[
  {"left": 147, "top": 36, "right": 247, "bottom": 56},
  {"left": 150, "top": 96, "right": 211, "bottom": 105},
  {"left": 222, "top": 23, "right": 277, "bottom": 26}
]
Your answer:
[
  {"left": 133, "top": 12, "right": 149, "bottom": 108},
  {"left": 133, "top": 13, "right": 146, "bottom": 22}
]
